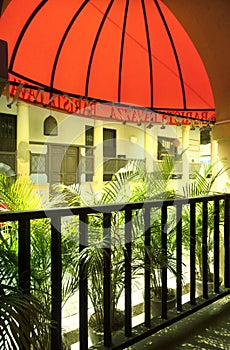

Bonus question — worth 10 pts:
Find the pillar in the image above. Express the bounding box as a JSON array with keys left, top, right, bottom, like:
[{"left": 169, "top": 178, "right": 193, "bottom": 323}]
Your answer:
[
  {"left": 182, "top": 125, "right": 190, "bottom": 181},
  {"left": 210, "top": 128, "right": 219, "bottom": 192},
  {"left": 212, "top": 121, "right": 230, "bottom": 189},
  {"left": 17, "top": 102, "right": 30, "bottom": 176},
  {"left": 144, "top": 128, "right": 157, "bottom": 173},
  {"left": 93, "top": 120, "right": 104, "bottom": 191}
]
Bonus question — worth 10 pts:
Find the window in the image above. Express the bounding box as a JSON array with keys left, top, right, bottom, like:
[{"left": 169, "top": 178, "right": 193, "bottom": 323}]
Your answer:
[
  {"left": 103, "top": 128, "right": 116, "bottom": 181},
  {"left": 44, "top": 115, "right": 58, "bottom": 136},
  {"left": 85, "top": 125, "right": 94, "bottom": 146},
  {"left": 158, "top": 136, "right": 179, "bottom": 160},
  {"left": 85, "top": 125, "right": 94, "bottom": 157},
  {"left": 0, "top": 113, "right": 16, "bottom": 152},
  {"left": 30, "top": 154, "right": 46, "bottom": 174},
  {"left": 200, "top": 125, "right": 211, "bottom": 145},
  {"left": 85, "top": 125, "right": 94, "bottom": 181},
  {"left": 0, "top": 113, "right": 16, "bottom": 173},
  {"left": 103, "top": 128, "right": 116, "bottom": 158}
]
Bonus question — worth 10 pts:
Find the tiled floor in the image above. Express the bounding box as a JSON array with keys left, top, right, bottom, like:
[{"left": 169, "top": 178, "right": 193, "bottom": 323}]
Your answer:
[{"left": 128, "top": 295, "right": 230, "bottom": 350}]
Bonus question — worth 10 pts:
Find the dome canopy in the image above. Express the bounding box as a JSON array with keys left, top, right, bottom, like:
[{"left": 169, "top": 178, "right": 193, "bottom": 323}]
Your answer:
[{"left": 0, "top": 0, "right": 215, "bottom": 123}]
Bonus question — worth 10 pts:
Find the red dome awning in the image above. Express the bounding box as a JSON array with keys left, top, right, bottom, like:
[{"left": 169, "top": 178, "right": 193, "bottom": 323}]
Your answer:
[{"left": 0, "top": 0, "right": 215, "bottom": 123}]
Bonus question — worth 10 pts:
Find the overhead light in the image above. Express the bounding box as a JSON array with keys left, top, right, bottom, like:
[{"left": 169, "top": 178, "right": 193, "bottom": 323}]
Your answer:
[
  {"left": 190, "top": 121, "right": 195, "bottom": 131},
  {"left": 87, "top": 106, "right": 91, "bottom": 115},
  {"left": 146, "top": 122, "right": 153, "bottom": 129},
  {"left": 206, "top": 122, "right": 212, "bottom": 131},
  {"left": 199, "top": 121, "right": 204, "bottom": 131},
  {"left": 160, "top": 120, "right": 166, "bottom": 129}
]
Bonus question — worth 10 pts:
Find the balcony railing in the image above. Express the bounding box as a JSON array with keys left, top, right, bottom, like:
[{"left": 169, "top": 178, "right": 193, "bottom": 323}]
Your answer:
[
  {"left": 103, "top": 157, "right": 146, "bottom": 180},
  {"left": 154, "top": 160, "right": 201, "bottom": 179},
  {"left": 103, "top": 158, "right": 201, "bottom": 181},
  {"left": 0, "top": 194, "right": 230, "bottom": 349}
]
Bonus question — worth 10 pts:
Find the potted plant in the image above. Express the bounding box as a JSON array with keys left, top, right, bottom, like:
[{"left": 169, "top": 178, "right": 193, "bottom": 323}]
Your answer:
[
  {"left": 53, "top": 167, "right": 142, "bottom": 345},
  {"left": 131, "top": 205, "right": 178, "bottom": 318},
  {"left": 150, "top": 212, "right": 177, "bottom": 317},
  {"left": 54, "top": 157, "right": 180, "bottom": 337},
  {"left": 78, "top": 228, "right": 126, "bottom": 344},
  {"left": 128, "top": 158, "right": 180, "bottom": 317},
  {"left": 182, "top": 163, "right": 227, "bottom": 294}
]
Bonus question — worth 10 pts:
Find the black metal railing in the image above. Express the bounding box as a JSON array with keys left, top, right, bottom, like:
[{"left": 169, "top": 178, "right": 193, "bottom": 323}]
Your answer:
[{"left": 0, "top": 194, "right": 230, "bottom": 349}]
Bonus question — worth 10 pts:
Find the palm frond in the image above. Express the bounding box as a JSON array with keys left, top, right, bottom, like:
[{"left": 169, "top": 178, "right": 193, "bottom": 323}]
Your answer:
[
  {"left": 50, "top": 182, "right": 84, "bottom": 207},
  {"left": 0, "top": 174, "right": 42, "bottom": 211},
  {"left": 99, "top": 168, "right": 141, "bottom": 204},
  {"left": 183, "top": 161, "right": 229, "bottom": 197},
  {"left": 0, "top": 287, "right": 50, "bottom": 349}
]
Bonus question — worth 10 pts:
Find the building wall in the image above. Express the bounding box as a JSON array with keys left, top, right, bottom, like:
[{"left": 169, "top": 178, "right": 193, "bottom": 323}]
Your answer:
[{"left": 0, "top": 95, "right": 204, "bottom": 193}]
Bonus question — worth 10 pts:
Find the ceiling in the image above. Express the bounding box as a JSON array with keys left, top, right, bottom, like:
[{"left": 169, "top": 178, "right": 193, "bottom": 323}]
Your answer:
[{"left": 162, "top": 0, "right": 230, "bottom": 122}]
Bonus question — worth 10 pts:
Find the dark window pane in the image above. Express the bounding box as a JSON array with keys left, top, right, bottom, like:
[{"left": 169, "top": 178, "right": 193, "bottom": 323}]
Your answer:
[
  {"left": 0, "top": 113, "right": 16, "bottom": 151},
  {"left": 85, "top": 125, "right": 94, "bottom": 146},
  {"left": 103, "top": 128, "right": 116, "bottom": 157},
  {"left": 0, "top": 153, "right": 16, "bottom": 173}
]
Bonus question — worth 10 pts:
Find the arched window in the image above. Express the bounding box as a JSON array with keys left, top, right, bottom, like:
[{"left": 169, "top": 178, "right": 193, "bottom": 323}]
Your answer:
[{"left": 44, "top": 115, "right": 58, "bottom": 136}]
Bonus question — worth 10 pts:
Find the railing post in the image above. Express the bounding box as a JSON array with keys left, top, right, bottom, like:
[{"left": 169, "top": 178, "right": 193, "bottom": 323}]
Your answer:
[
  {"left": 202, "top": 201, "right": 208, "bottom": 299},
  {"left": 214, "top": 199, "right": 220, "bottom": 293},
  {"left": 125, "top": 208, "right": 132, "bottom": 337},
  {"left": 144, "top": 206, "right": 151, "bottom": 327},
  {"left": 224, "top": 196, "right": 230, "bottom": 287},
  {"left": 190, "top": 202, "right": 196, "bottom": 305},
  {"left": 50, "top": 215, "right": 62, "bottom": 350},
  {"left": 161, "top": 205, "right": 168, "bottom": 319},
  {"left": 176, "top": 204, "right": 182, "bottom": 312},
  {"left": 103, "top": 212, "right": 112, "bottom": 347},
  {"left": 79, "top": 213, "right": 88, "bottom": 350},
  {"left": 18, "top": 218, "right": 31, "bottom": 350}
]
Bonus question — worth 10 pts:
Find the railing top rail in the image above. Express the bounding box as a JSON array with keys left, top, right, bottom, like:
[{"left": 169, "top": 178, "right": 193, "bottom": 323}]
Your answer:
[
  {"left": 0, "top": 193, "right": 227, "bottom": 222},
  {"left": 0, "top": 193, "right": 229, "bottom": 222}
]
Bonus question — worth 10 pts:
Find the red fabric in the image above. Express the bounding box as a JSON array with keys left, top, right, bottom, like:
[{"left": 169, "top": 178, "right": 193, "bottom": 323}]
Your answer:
[{"left": 0, "top": 0, "right": 215, "bottom": 120}]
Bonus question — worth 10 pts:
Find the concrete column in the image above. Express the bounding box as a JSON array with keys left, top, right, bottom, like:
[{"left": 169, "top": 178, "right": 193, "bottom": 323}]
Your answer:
[
  {"left": 212, "top": 121, "right": 230, "bottom": 187},
  {"left": 182, "top": 125, "right": 190, "bottom": 181},
  {"left": 210, "top": 128, "right": 219, "bottom": 191},
  {"left": 144, "top": 128, "right": 157, "bottom": 173},
  {"left": 211, "top": 134, "right": 218, "bottom": 164},
  {"left": 17, "top": 102, "right": 30, "bottom": 176},
  {"left": 93, "top": 120, "right": 104, "bottom": 191}
]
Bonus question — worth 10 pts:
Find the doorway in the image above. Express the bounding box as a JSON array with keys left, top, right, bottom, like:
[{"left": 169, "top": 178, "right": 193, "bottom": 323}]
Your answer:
[
  {"left": 48, "top": 144, "right": 79, "bottom": 185},
  {"left": 103, "top": 128, "right": 116, "bottom": 181}
]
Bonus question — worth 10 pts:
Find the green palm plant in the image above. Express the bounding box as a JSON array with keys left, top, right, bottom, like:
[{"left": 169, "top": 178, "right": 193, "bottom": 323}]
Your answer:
[
  {"left": 125, "top": 159, "right": 179, "bottom": 301},
  {"left": 130, "top": 208, "right": 177, "bottom": 305},
  {"left": 182, "top": 162, "right": 227, "bottom": 279},
  {"left": 0, "top": 286, "right": 49, "bottom": 349},
  {"left": 52, "top": 157, "right": 180, "bottom": 336},
  {"left": 129, "top": 156, "right": 176, "bottom": 202},
  {"left": 52, "top": 167, "right": 141, "bottom": 339},
  {"left": 0, "top": 236, "right": 50, "bottom": 349},
  {"left": 0, "top": 174, "right": 80, "bottom": 347},
  {"left": 0, "top": 174, "right": 42, "bottom": 210}
]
